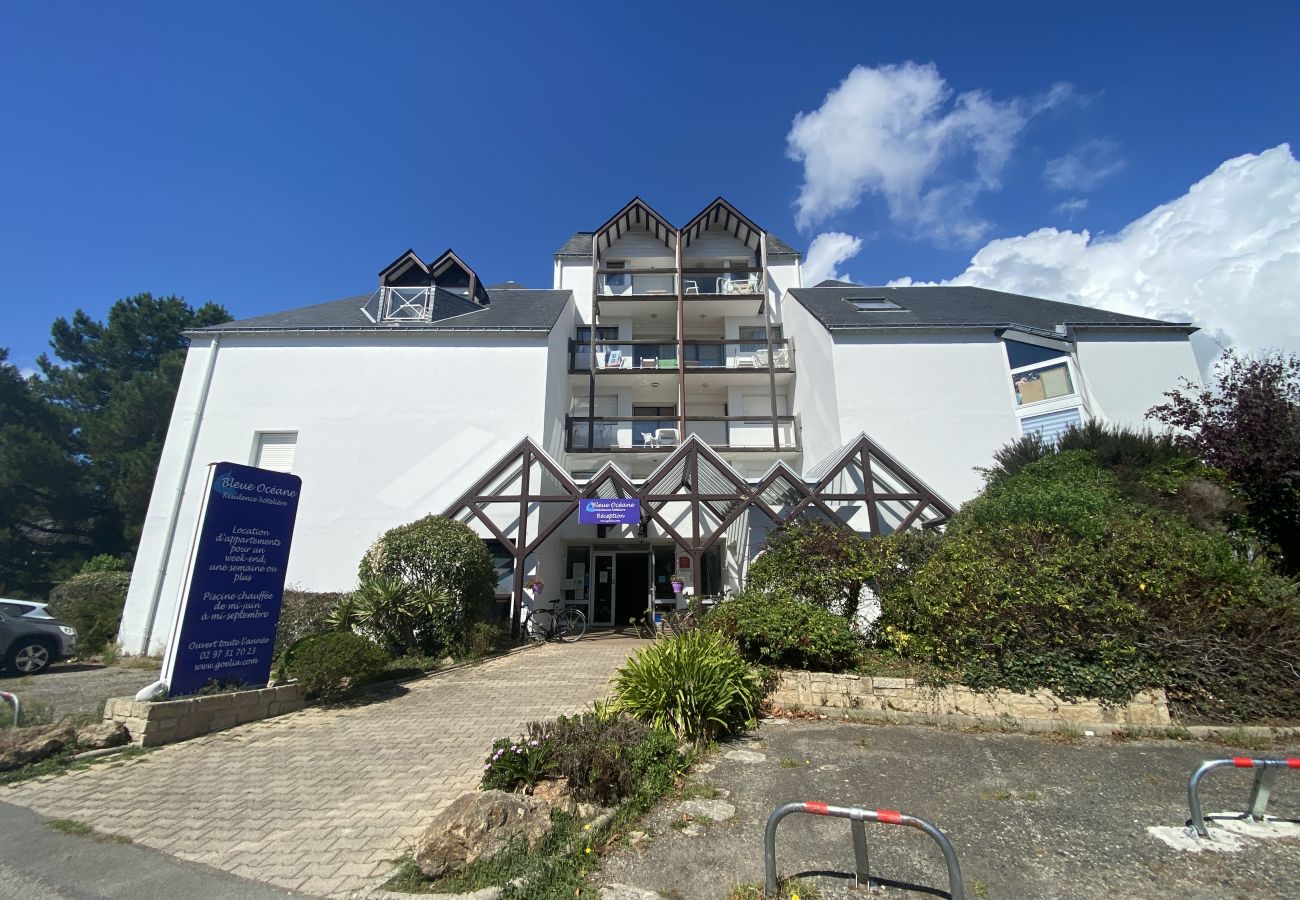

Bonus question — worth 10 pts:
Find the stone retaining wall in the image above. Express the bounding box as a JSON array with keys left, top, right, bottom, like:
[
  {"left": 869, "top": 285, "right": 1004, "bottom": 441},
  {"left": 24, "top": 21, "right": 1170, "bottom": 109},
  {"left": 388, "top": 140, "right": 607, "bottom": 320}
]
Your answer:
[
  {"left": 772, "top": 671, "right": 1170, "bottom": 728},
  {"left": 103, "top": 684, "right": 305, "bottom": 747}
]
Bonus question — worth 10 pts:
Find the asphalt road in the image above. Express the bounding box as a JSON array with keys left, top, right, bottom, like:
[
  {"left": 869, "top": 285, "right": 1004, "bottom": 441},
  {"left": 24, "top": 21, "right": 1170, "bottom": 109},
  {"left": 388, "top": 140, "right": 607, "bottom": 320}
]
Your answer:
[
  {"left": 0, "top": 801, "right": 302, "bottom": 899},
  {"left": 598, "top": 719, "right": 1300, "bottom": 899}
]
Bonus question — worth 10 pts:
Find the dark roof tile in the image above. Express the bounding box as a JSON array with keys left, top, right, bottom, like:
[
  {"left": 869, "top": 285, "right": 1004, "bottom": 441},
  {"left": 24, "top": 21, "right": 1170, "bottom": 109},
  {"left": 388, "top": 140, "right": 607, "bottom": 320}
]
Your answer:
[{"left": 788, "top": 285, "right": 1194, "bottom": 334}]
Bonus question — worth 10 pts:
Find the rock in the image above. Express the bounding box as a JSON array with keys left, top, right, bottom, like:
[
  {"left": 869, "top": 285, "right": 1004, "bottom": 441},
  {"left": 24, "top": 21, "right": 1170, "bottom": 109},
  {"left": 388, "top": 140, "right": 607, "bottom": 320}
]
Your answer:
[
  {"left": 414, "top": 790, "right": 553, "bottom": 879},
  {"left": 682, "top": 823, "right": 705, "bottom": 837},
  {"left": 724, "top": 749, "right": 766, "bottom": 764},
  {"left": 76, "top": 721, "right": 130, "bottom": 751},
  {"left": 627, "top": 830, "right": 647, "bottom": 844},
  {"left": 531, "top": 776, "right": 576, "bottom": 815},
  {"left": 577, "top": 801, "right": 615, "bottom": 821},
  {"left": 601, "top": 884, "right": 663, "bottom": 899},
  {"left": 0, "top": 725, "right": 77, "bottom": 771},
  {"left": 675, "top": 799, "right": 736, "bottom": 822}
]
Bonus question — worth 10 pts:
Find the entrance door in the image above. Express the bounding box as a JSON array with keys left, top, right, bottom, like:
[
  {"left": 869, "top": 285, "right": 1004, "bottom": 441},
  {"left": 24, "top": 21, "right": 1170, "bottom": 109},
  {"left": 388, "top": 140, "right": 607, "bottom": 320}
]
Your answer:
[
  {"left": 614, "top": 552, "right": 651, "bottom": 626},
  {"left": 592, "top": 553, "right": 615, "bottom": 625}
]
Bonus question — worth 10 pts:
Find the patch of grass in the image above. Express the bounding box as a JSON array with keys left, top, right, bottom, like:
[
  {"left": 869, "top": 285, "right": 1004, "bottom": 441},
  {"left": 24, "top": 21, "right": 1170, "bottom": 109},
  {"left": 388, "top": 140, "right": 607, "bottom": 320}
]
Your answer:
[
  {"left": 678, "top": 782, "right": 721, "bottom": 801},
  {"left": 730, "top": 877, "right": 822, "bottom": 900},
  {"left": 0, "top": 699, "right": 57, "bottom": 729},
  {"left": 979, "top": 789, "right": 1014, "bottom": 802},
  {"left": 0, "top": 743, "right": 146, "bottom": 786},
  {"left": 46, "top": 818, "right": 133, "bottom": 844},
  {"left": 972, "top": 879, "right": 989, "bottom": 896},
  {"left": 853, "top": 738, "right": 871, "bottom": 748},
  {"left": 780, "top": 758, "right": 810, "bottom": 769},
  {"left": 1211, "top": 728, "right": 1279, "bottom": 753},
  {"left": 116, "top": 654, "right": 163, "bottom": 670}
]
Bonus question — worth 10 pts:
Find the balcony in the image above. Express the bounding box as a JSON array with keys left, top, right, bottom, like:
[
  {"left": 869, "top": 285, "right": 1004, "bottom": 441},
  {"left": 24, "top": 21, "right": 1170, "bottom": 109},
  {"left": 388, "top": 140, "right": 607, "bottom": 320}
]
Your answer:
[
  {"left": 359, "top": 286, "right": 435, "bottom": 322},
  {"left": 570, "top": 339, "right": 793, "bottom": 374},
  {"left": 595, "top": 266, "right": 769, "bottom": 318},
  {"left": 565, "top": 416, "right": 800, "bottom": 452}
]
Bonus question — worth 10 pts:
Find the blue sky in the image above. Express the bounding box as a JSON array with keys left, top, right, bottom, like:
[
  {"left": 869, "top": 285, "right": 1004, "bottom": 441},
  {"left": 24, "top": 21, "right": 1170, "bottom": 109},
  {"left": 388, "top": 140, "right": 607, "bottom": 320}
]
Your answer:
[{"left": 2, "top": 2, "right": 1297, "bottom": 372}]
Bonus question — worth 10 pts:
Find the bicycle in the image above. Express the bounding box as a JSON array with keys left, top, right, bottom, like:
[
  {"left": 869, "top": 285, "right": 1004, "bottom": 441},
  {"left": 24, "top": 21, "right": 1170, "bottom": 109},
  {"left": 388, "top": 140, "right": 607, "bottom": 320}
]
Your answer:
[{"left": 523, "top": 599, "right": 587, "bottom": 644}]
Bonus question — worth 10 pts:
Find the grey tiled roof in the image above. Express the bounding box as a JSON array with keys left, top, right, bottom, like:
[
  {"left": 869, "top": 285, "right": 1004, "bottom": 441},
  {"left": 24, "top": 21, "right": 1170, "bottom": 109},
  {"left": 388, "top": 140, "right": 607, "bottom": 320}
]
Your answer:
[
  {"left": 195, "top": 288, "right": 572, "bottom": 334},
  {"left": 765, "top": 234, "right": 801, "bottom": 258},
  {"left": 788, "top": 285, "right": 1195, "bottom": 334},
  {"left": 555, "top": 230, "right": 801, "bottom": 259},
  {"left": 555, "top": 232, "right": 594, "bottom": 258}
]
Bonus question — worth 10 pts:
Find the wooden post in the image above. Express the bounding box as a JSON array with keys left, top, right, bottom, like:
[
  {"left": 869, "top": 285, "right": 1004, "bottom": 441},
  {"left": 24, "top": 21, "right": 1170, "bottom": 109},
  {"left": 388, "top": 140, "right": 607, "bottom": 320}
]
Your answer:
[
  {"left": 760, "top": 233, "right": 781, "bottom": 450},
  {"left": 676, "top": 229, "right": 687, "bottom": 440}
]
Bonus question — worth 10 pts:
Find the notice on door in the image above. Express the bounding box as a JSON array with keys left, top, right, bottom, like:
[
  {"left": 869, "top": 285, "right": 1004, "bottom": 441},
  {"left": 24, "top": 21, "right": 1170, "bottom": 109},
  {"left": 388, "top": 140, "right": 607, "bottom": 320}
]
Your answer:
[{"left": 162, "top": 462, "right": 302, "bottom": 697}]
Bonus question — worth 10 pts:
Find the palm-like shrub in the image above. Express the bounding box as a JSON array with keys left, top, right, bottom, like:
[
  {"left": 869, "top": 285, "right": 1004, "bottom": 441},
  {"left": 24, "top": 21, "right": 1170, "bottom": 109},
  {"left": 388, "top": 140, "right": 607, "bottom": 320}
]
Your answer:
[
  {"left": 329, "top": 576, "right": 455, "bottom": 657},
  {"left": 612, "top": 629, "right": 762, "bottom": 743}
]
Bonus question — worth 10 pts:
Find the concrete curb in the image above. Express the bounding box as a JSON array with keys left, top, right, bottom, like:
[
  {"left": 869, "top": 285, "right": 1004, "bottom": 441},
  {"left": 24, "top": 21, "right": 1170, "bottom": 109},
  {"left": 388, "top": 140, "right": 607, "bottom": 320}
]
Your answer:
[{"left": 773, "top": 706, "right": 1300, "bottom": 741}]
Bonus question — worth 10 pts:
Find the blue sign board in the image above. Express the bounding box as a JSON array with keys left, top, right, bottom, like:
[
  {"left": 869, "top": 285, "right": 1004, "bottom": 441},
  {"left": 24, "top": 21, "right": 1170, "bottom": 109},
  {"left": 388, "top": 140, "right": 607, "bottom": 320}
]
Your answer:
[
  {"left": 578, "top": 498, "right": 640, "bottom": 525},
  {"left": 164, "top": 462, "right": 302, "bottom": 697}
]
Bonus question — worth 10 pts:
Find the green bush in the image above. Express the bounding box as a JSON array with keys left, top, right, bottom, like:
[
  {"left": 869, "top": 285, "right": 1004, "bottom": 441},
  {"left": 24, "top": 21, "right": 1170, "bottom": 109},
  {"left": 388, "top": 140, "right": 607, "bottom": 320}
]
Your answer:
[
  {"left": 480, "top": 736, "right": 555, "bottom": 793},
  {"left": 47, "top": 571, "right": 131, "bottom": 655},
  {"left": 274, "top": 589, "right": 345, "bottom": 661},
  {"left": 876, "top": 449, "right": 1300, "bottom": 719},
  {"left": 281, "top": 631, "right": 390, "bottom": 700},
  {"left": 746, "top": 519, "right": 876, "bottom": 620},
  {"left": 459, "top": 621, "right": 503, "bottom": 660},
  {"left": 329, "top": 576, "right": 459, "bottom": 657},
  {"left": 481, "top": 711, "right": 684, "bottom": 807},
  {"left": 78, "top": 554, "right": 128, "bottom": 574},
  {"left": 357, "top": 516, "right": 497, "bottom": 654},
  {"left": 704, "top": 591, "right": 861, "bottom": 672},
  {"left": 612, "top": 629, "right": 762, "bottom": 743}
]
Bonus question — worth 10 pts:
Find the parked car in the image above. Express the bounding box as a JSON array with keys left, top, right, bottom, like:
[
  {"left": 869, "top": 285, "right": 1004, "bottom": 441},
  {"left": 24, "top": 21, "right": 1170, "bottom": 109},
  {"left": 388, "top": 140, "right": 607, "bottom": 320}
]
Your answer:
[{"left": 0, "top": 598, "right": 77, "bottom": 675}]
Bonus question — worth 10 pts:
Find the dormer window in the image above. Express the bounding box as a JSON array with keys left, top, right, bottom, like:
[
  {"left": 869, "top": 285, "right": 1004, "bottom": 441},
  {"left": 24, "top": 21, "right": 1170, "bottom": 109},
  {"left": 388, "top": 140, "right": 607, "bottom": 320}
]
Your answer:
[
  {"left": 847, "top": 297, "right": 903, "bottom": 311},
  {"left": 361, "top": 247, "right": 487, "bottom": 323}
]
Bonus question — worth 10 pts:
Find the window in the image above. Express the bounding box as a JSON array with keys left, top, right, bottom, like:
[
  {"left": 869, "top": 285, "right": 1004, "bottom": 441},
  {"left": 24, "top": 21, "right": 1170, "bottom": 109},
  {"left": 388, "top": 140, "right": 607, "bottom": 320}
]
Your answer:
[
  {"left": 847, "top": 298, "right": 902, "bottom": 311},
  {"left": 1005, "top": 340, "right": 1067, "bottom": 369},
  {"left": 1022, "top": 407, "right": 1083, "bottom": 443},
  {"left": 576, "top": 326, "right": 618, "bottom": 342},
  {"left": 1012, "top": 361, "right": 1075, "bottom": 406},
  {"left": 253, "top": 432, "right": 297, "bottom": 472}
]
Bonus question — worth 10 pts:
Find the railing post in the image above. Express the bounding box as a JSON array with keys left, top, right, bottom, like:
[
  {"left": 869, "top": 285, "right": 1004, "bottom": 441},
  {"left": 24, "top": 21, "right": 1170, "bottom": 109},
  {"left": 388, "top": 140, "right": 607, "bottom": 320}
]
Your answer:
[
  {"left": 850, "top": 818, "right": 871, "bottom": 887},
  {"left": 1187, "top": 757, "right": 1300, "bottom": 837},
  {"left": 1247, "top": 767, "right": 1279, "bottom": 821}
]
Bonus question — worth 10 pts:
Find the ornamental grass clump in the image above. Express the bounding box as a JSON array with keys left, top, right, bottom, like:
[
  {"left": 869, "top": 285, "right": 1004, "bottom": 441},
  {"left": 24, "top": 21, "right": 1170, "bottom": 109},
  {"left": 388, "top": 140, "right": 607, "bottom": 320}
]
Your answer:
[{"left": 611, "top": 629, "right": 762, "bottom": 743}]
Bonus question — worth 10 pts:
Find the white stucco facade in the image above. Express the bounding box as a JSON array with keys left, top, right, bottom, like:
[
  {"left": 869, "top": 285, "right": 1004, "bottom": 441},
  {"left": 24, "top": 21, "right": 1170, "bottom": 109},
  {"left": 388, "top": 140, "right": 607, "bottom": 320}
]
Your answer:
[{"left": 119, "top": 197, "right": 1202, "bottom": 653}]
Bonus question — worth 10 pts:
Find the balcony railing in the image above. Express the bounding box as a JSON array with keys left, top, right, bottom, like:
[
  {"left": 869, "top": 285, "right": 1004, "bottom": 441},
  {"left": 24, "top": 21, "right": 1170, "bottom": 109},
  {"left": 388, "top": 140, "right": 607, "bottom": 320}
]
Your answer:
[
  {"left": 597, "top": 267, "right": 766, "bottom": 297},
  {"left": 360, "top": 286, "right": 436, "bottom": 322},
  {"left": 570, "top": 339, "right": 793, "bottom": 372},
  {"left": 565, "top": 416, "right": 800, "bottom": 452}
]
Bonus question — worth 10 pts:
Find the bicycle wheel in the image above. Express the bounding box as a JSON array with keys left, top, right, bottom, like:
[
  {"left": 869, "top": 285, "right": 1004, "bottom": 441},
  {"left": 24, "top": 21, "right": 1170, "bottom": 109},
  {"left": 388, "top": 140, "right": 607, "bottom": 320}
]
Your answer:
[{"left": 557, "top": 608, "right": 587, "bottom": 643}]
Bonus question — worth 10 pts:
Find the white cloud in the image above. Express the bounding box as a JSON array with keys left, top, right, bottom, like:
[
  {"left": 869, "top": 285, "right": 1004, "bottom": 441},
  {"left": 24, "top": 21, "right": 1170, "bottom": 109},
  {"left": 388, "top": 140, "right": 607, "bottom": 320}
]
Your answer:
[
  {"left": 786, "top": 62, "right": 1069, "bottom": 242},
  {"left": 907, "top": 145, "right": 1300, "bottom": 367},
  {"left": 1044, "top": 138, "right": 1126, "bottom": 191},
  {"left": 1053, "top": 197, "right": 1089, "bottom": 217},
  {"left": 803, "top": 232, "right": 864, "bottom": 286}
]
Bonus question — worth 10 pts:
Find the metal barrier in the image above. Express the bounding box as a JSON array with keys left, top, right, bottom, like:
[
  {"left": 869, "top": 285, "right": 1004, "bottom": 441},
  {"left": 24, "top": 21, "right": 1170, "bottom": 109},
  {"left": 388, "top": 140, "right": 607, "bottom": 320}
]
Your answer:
[
  {"left": 1187, "top": 757, "right": 1300, "bottom": 837},
  {"left": 0, "top": 691, "right": 18, "bottom": 727},
  {"left": 764, "top": 801, "right": 964, "bottom": 899}
]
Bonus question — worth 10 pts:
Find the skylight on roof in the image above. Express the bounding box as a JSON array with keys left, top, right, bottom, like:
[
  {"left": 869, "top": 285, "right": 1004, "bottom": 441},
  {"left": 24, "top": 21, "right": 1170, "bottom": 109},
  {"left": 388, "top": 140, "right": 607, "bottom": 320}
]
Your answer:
[{"left": 847, "top": 297, "right": 903, "bottom": 311}]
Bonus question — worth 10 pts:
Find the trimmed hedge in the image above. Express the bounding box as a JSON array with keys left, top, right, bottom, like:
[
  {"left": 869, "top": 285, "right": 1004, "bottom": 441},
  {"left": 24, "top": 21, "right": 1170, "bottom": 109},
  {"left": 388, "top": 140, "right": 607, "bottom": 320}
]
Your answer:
[
  {"left": 274, "top": 590, "right": 345, "bottom": 661},
  {"left": 704, "top": 591, "right": 861, "bottom": 672},
  {"left": 47, "top": 571, "right": 131, "bottom": 655},
  {"left": 281, "top": 631, "right": 390, "bottom": 699}
]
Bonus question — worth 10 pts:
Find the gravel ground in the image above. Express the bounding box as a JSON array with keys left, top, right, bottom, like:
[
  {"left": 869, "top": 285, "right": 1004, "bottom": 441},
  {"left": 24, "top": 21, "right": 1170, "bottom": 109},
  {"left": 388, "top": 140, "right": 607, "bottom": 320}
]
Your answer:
[
  {"left": 0, "top": 662, "right": 160, "bottom": 724},
  {"left": 597, "top": 719, "right": 1300, "bottom": 899}
]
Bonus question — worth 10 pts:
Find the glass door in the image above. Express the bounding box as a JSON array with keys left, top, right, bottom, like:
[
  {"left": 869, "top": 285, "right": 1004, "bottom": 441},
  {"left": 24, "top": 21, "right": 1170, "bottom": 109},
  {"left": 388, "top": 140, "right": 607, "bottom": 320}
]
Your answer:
[{"left": 592, "top": 552, "right": 615, "bottom": 625}]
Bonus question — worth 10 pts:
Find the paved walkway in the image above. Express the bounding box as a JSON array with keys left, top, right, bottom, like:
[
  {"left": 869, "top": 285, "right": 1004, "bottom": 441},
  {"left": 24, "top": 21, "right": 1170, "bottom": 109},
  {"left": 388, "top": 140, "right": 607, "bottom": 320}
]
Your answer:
[{"left": 3, "top": 634, "right": 646, "bottom": 898}]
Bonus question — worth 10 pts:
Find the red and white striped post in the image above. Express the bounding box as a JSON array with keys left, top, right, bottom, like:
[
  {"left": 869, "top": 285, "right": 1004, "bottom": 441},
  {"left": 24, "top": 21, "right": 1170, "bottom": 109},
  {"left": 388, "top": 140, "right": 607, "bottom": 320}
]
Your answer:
[
  {"left": 763, "top": 801, "right": 964, "bottom": 899},
  {"left": 1187, "top": 757, "right": 1300, "bottom": 837},
  {"left": 0, "top": 691, "right": 18, "bottom": 727}
]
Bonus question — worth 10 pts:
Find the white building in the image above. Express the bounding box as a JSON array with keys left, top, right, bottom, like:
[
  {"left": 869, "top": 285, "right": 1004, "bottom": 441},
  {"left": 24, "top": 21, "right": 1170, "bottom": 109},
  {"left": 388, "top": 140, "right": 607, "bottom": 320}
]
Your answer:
[{"left": 119, "top": 198, "right": 1201, "bottom": 653}]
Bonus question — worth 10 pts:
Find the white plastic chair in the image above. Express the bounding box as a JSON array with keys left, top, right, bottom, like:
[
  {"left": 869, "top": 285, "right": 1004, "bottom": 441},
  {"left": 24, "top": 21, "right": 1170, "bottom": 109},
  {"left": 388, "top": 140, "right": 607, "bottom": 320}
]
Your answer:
[
  {"left": 654, "top": 427, "right": 679, "bottom": 446},
  {"left": 640, "top": 432, "right": 657, "bottom": 448}
]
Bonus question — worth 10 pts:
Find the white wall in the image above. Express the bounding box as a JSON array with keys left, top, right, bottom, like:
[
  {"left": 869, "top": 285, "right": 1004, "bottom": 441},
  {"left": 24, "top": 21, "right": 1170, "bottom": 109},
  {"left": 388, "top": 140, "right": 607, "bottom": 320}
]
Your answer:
[
  {"left": 779, "top": 296, "right": 842, "bottom": 473},
  {"left": 1073, "top": 332, "right": 1201, "bottom": 428},
  {"left": 830, "top": 334, "right": 1023, "bottom": 504},
  {"left": 557, "top": 260, "right": 594, "bottom": 323},
  {"left": 542, "top": 299, "right": 579, "bottom": 462},
  {"left": 120, "top": 331, "right": 553, "bottom": 655}
]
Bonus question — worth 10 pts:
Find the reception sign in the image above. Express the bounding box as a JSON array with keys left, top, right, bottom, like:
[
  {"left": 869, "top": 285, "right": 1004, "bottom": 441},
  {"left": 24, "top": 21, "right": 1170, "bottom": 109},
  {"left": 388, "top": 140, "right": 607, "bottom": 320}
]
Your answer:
[
  {"left": 578, "top": 498, "right": 640, "bottom": 525},
  {"left": 163, "top": 462, "right": 302, "bottom": 697}
]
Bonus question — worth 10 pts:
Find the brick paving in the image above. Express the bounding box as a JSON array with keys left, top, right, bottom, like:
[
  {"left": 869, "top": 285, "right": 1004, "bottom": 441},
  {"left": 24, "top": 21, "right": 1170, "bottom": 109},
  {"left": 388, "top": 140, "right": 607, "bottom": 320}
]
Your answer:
[{"left": 3, "top": 634, "right": 646, "bottom": 898}]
